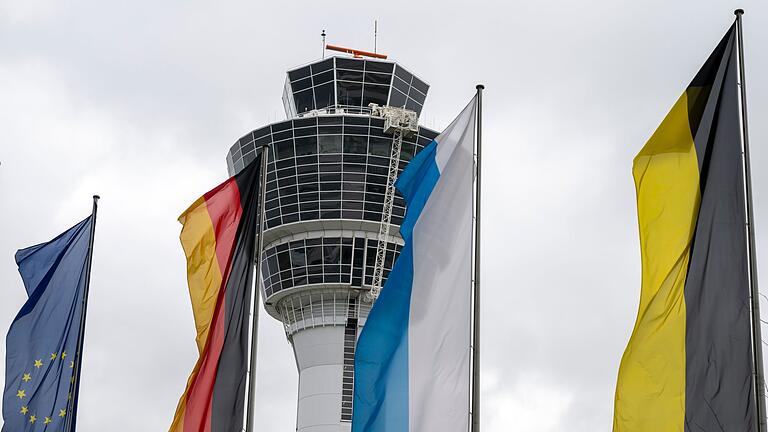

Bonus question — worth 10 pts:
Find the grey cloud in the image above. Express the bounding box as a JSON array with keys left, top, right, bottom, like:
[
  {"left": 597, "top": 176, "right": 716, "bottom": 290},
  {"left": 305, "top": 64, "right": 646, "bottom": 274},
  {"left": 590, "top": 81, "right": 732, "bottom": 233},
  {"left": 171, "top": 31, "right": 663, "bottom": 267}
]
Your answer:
[{"left": 2, "top": 1, "right": 768, "bottom": 430}]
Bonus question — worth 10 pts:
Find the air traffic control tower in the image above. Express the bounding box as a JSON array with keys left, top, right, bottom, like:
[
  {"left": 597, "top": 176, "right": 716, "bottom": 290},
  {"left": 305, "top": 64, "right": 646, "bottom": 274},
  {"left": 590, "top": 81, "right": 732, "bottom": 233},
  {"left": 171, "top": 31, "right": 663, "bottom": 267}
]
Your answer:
[{"left": 226, "top": 49, "right": 437, "bottom": 432}]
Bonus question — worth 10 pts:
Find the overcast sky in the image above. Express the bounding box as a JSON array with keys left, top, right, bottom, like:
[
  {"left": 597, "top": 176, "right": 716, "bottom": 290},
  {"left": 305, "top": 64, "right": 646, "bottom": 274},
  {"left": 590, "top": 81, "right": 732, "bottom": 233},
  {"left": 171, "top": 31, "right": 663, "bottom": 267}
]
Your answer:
[{"left": 2, "top": 1, "right": 768, "bottom": 430}]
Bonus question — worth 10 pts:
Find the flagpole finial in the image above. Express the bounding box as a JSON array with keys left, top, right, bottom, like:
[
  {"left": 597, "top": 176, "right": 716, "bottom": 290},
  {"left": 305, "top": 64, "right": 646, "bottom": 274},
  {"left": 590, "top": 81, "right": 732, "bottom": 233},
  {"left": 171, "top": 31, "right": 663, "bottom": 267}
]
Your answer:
[
  {"left": 476, "top": 84, "right": 484, "bottom": 90},
  {"left": 92, "top": 195, "right": 100, "bottom": 201},
  {"left": 735, "top": 9, "right": 744, "bottom": 16}
]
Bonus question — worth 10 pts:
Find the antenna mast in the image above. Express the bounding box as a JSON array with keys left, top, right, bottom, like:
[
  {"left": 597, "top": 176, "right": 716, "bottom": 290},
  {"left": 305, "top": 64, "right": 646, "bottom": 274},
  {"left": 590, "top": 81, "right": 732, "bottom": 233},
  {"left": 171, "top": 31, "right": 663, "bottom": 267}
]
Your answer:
[
  {"left": 321, "top": 29, "right": 326, "bottom": 58},
  {"left": 374, "top": 20, "right": 378, "bottom": 53}
]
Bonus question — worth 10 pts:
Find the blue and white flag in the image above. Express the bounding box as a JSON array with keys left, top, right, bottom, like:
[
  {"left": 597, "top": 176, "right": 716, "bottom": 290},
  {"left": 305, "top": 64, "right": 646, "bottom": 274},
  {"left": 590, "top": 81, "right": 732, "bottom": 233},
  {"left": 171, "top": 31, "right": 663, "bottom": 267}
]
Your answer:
[
  {"left": 353, "top": 97, "right": 477, "bottom": 432},
  {"left": 2, "top": 216, "right": 93, "bottom": 431}
]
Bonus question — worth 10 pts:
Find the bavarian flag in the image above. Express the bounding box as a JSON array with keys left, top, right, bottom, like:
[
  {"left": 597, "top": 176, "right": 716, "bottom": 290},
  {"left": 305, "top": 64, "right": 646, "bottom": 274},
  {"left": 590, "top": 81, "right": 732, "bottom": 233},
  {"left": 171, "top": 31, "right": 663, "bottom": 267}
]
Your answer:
[
  {"left": 613, "top": 24, "right": 757, "bottom": 430},
  {"left": 169, "top": 152, "right": 262, "bottom": 432}
]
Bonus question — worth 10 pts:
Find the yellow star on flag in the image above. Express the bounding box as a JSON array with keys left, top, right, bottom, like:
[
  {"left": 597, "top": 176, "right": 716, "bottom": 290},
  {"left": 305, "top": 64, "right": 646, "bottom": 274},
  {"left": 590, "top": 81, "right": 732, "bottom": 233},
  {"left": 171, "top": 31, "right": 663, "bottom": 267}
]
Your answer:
[
  {"left": 16, "top": 389, "right": 26, "bottom": 399},
  {"left": 44, "top": 416, "right": 52, "bottom": 424},
  {"left": 50, "top": 352, "right": 58, "bottom": 360},
  {"left": 61, "top": 351, "right": 67, "bottom": 359},
  {"left": 34, "top": 359, "right": 42, "bottom": 368},
  {"left": 20, "top": 406, "right": 28, "bottom": 415},
  {"left": 59, "top": 409, "right": 66, "bottom": 418},
  {"left": 70, "top": 360, "right": 74, "bottom": 368},
  {"left": 22, "top": 373, "right": 31, "bottom": 382},
  {"left": 29, "top": 415, "right": 36, "bottom": 424}
]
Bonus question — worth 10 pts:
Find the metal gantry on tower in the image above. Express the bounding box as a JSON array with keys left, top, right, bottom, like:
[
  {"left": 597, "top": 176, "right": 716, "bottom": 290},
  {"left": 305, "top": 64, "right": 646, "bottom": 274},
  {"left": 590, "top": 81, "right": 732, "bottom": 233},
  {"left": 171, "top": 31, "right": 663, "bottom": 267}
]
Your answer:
[{"left": 366, "top": 104, "right": 419, "bottom": 301}]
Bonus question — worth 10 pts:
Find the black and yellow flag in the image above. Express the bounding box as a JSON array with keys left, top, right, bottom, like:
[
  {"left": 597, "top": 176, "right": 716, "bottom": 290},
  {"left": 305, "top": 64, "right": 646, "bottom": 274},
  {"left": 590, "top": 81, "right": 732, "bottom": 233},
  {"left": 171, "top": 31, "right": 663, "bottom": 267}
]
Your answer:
[{"left": 614, "top": 24, "right": 757, "bottom": 431}]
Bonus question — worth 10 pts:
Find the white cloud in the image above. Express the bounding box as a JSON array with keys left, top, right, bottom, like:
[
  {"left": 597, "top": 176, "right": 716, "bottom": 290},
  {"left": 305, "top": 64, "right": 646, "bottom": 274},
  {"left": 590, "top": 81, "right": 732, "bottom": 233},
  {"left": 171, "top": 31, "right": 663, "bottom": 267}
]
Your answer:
[
  {"left": 2, "top": 1, "right": 768, "bottom": 430},
  {"left": 485, "top": 370, "right": 572, "bottom": 432}
]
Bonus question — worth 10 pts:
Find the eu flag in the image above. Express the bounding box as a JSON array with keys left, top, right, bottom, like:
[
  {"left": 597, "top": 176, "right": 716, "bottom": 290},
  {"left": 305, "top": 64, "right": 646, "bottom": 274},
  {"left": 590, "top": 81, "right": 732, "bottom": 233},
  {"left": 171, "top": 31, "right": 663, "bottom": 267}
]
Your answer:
[{"left": 2, "top": 216, "right": 93, "bottom": 431}]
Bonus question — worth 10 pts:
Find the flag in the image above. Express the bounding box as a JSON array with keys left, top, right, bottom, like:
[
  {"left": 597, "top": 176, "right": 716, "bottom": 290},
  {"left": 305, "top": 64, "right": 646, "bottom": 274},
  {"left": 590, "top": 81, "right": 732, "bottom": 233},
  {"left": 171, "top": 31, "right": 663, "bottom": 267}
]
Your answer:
[
  {"left": 169, "top": 152, "right": 262, "bottom": 432},
  {"left": 2, "top": 215, "right": 94, "bottom": 431},
  {"left": 613, "top": 24, "right": 756, "bottom": 431},
  {"left": 353, "top": 97, "right": 476, "bottom": 432}
]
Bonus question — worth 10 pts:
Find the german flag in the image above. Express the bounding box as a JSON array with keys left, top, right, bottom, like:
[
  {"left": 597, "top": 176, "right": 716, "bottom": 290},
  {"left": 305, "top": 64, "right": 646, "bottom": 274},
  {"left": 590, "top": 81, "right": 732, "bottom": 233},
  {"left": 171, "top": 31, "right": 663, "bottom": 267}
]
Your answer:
[
  {"left": 169, "top": 153, "right": 262, "bottom": 432},
  {"left": 613, "top": 24, "right": 757, "bottom": 431}
]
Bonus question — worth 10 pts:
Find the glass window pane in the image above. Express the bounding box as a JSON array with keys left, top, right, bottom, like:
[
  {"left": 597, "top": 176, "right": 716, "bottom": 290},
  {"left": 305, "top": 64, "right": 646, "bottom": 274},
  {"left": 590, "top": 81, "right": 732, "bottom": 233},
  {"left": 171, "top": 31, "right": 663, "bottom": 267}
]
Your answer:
[
  {"left": 343, "top": 173, "right": 365, "bottom": 183},
  {"left": 291, "top": 77, "right": 312, "bottom": 92},
  {"left": 363, "top": 84, "right": 388, "bottom": 107},
  {"left": 307, "top": 246, "right": 323, "bottom": 265},
  {"left": 319, "top": 125, "right": 342, "bottom": 135},
  {"left": 318, "top": 116, "right": 342, "bottom": 125},
  {"left": 324, "top": 245, "right": 340, "bottom": 264},
  {"left": 364, "top": 72, "right": 391, "bottom": 85},
  {"left": 273, "top": 130, "right": 293, "bottom": 141},
  {"left": 369, "top": 137, "right": 391, "bottom": 157},
  {"left": 314, "top": 82, "right": 335, "bottom": 108},
  {"left": 411, "top": 78, "right": 429, "bottom": 94},
  {"left": 343, "top": 135, "right": 367, "bottom": 154},
  {"left": 290, "top": 248, "right": 307, "bottom": 267},
  {"left": 337, "top": 70, "right": 363, "bottom": 81},
  {"left": 341, "top": 246, "right": 352, "bottom": 265},
  {"left": 365, "top": 61, "right": 393, "bottom": 73},
  {"left": 344, "top": 126, "right": 368, "bottom": 135},
  {"left": 319, "top": 154, "right": 341, "bottom": 163},
  {"left": 337, "top": 82, "right": 363, "bottom": 107},
  {"left": 344, "top": 117, "right": 368, "bottom": 125},
  {"left": 319, "top": 135, "right": 342, "bottom": 153},
  {"left": 295, "top": 136, "right": 317, "bottom": 156},
  {"left": 408, "top": 88, "right": 426, "bottom": 105},
  {"left": 288, "top": 66, "right": 311, "bottom": 82},
  {"left": 293, "top": 117, "right": 316, "bottom": 128},
  {"left": 394, "top": 65, "right": 412, "bottom": 85},
  {"left": 272, "top": 121, "right": 292, "bottom": 132},
  {"left": 400, "top": 143, "right": 416, "bottom": 162},
  {"left": 312, "top": 70, "right": 334, "bottom": 85},
  {"left": 311, "top": 58, "right": 333, "bottom": 75},
  {"left": 293, "top": 89, "right": 315, "bottom": 113},
  {"left": 294, "top": 127, "right": 316, "bottom": 137},
  {"left": 275, "top": 140, "right": 295, "bottom": 160},
  {"left": 405, "top": 98, "right": 421, "bottom": 114},
  {"left": 277, "top": 251, "right": 291, "bottom": 270},
  {"left": 336, "top": 58, "right": 364, "bottom": 71},
  {"left": 389, "top": 89, "right": 407, "bottom": 108}
]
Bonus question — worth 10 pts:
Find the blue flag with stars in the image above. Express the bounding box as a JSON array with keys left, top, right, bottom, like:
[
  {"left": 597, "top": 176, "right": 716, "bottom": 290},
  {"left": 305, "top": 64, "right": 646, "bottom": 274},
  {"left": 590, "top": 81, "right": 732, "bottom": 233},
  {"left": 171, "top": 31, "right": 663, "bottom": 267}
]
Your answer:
[{"left": 2, "top": 216, "right": 93, "bottom": 431}]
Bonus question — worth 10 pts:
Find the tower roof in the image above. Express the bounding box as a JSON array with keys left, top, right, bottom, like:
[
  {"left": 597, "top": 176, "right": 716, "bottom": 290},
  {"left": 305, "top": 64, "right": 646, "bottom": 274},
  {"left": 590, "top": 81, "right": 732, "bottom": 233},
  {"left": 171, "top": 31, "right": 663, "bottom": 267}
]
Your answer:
[{"left": 282, "top": 56, "right": 429, "bottom": 119}]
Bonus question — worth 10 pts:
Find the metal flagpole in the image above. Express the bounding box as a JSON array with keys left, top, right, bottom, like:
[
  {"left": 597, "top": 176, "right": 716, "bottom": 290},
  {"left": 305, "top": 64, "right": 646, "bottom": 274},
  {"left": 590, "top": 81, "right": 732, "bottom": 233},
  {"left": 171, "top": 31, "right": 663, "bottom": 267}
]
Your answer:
[
  {"left": 471, "top": 84, "right": 484, "bottom": 432},
  {"left": 735, "top": 9, "right": 767, "bottom": 432},
  {"left": 245, "top": 146, "right": 269, "bottom": 432},
  {"left": 65, "top": 195, "right": 100, "bottom": 432}
]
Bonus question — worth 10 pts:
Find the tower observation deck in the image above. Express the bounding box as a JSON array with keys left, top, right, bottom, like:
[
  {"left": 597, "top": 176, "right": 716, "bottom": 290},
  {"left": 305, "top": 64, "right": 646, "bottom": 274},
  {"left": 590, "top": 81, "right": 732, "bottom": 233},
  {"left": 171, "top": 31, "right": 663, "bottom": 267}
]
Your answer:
[{"left": 226, "top": 54, "right": 437, "bottom": 432}]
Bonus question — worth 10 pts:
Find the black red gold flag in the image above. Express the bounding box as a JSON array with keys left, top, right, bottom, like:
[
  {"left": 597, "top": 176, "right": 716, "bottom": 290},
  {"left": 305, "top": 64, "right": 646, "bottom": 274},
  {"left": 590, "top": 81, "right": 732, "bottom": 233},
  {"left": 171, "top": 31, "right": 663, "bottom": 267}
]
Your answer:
[
  {"left": 613, "top": 24, "right": 756, "bottom": 431},
  {"left": 169, "top": 153, "right": 262, "bottom": 432}
]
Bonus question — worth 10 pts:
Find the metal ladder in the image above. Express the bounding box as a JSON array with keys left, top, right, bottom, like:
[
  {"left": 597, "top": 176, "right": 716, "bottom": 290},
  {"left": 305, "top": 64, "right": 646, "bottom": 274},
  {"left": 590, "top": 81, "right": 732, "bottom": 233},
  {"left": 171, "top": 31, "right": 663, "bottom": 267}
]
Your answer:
[{"left": 341, "top": 298, "right": 358, "bottom": 422}]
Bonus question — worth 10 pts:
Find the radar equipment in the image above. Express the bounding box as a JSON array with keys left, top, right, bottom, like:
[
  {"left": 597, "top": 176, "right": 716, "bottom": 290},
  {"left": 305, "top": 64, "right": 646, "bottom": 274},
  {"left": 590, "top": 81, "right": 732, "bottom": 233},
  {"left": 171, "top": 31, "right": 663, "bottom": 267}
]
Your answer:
[{"left": 325, "top": 44, "right": 388, "bottom": 59}]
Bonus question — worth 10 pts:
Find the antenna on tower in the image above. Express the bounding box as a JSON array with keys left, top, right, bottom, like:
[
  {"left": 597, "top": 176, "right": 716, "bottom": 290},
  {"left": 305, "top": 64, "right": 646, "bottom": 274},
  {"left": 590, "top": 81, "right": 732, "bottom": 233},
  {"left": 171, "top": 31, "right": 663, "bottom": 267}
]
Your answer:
[
  {"left": 321, "top": 29, "right": 327, "bottom": 59},
  {"left": 374, "top": 20, "right": 378, "bottom": 53}
]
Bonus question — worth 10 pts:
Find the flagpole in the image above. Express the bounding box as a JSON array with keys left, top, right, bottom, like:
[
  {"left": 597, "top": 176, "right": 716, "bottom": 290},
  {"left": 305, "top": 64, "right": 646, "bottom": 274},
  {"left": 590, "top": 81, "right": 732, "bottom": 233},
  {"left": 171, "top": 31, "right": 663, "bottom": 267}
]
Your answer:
[
  {"left": 65, "top": 195, "right": 99, "bottom": 432},
  {"left": 245, "top": 146, "right": 269, "bottom": 432},
  {"left": 471, "top": 84, "right": 484, "bottom": 432},
  {"left": 735, "top": 9, "right": 767, "bottom": 432}
]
